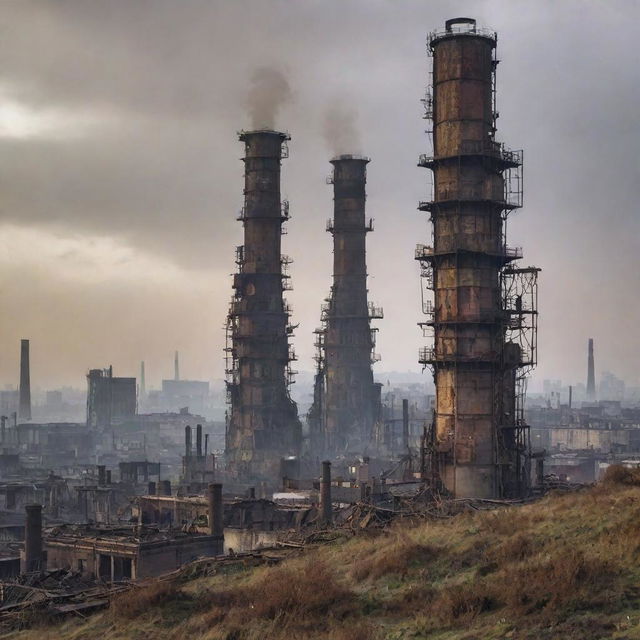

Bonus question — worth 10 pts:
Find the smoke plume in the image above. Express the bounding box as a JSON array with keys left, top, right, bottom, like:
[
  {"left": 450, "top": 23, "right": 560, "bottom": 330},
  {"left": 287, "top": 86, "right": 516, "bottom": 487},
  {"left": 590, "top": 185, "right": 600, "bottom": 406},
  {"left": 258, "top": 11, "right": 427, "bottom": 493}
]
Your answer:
[
  {"left": 322, "top": 97, "right": 362, "bottom": 156},
  {"left": 247, "top": 67, "right": 292, "bottom": 129}
]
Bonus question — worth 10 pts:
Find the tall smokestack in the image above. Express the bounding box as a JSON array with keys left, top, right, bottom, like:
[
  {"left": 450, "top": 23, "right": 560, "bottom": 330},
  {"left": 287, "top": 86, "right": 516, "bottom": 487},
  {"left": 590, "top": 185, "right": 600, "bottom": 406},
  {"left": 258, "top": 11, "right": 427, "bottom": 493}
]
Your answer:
[
  {"left": 309, "top": 155, "right": 382, "bottom": 456},
  {"left": 587, "top": 338, "right": 596, "bottom": 401},
  {"left": 416, "top": 18, "right": 538, "bottom": 499},
  {"left": 19, "top": 339, "right": 31, "bottom": 422},
  {"left": 225, "top": 129, "right": 302, "bottom": 485},
  {"left": 174, "top": 351, "right": 180, "bottom": 381},
  {"left": 140, "top": 361, "right": 146, "bottom": 398},
  {"left": 185, "top": 425, "right": 192, "bottom": 458},
  {"left": 196, "top": 424, "right": 203, "bottom": 458}
]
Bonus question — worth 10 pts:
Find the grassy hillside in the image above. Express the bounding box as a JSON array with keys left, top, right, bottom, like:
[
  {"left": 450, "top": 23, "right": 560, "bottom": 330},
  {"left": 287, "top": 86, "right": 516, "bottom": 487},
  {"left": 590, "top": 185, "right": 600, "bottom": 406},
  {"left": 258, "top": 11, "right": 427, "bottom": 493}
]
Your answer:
[{"left": 8, "top": 468, "right": 640, "bottom": 640}]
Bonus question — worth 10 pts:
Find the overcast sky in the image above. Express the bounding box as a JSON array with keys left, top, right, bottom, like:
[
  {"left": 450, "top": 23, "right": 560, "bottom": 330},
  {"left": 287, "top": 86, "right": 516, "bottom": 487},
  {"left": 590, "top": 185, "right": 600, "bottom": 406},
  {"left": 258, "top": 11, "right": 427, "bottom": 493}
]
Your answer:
[{"left": 0, "top": 0, "right": 638, "bottom": 392}]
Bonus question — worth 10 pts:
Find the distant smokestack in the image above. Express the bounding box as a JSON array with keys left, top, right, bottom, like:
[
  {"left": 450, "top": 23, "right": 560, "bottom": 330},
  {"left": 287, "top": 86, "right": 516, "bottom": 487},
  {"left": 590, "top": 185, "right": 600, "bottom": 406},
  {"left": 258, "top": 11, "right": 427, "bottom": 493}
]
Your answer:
[
  {"left": 196, "top": 424, "right": 203, "bottom": 458},
  {"left": 185, "top": 425, "right": 192, "bottom": 458},
  {"left": 174, "top": 351, "right": 180, "bottom": 381},
  {"left": 23, "top": 504, "right": 42, "bottom": 573},
  {"left": 587, "top": 338, "right": 596, "bottom": 401},
  {"left": 402, "top": 399, "right": 410, "bottom": 451},
  {"left": 19, "top": 339, "right": 31, "bottom": 422},
  {"left": 140, "top": 361, "right": 146, "bottom": 397}
]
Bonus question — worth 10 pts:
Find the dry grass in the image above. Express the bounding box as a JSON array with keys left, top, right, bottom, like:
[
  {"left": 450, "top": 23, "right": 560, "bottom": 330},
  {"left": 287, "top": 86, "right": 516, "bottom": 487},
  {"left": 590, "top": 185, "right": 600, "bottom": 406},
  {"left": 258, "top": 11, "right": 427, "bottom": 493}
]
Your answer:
[
  {"left": 601, "top": 463, "right": 640, "bottom": 486},
  {"left": 9, "top": 479, "right": 640, "bottom": 640},
  {"left": 350, "top": 531, "right": 439, "bottom": 581}
]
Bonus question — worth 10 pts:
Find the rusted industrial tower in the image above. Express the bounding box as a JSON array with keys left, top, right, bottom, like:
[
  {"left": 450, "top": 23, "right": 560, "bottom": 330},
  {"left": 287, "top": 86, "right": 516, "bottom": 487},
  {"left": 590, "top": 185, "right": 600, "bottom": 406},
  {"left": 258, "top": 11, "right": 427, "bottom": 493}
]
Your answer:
[
  {"left": 225, "top": 129, "right": 302, "bottom": 485},
  {"left": 308, "top": 156, "right": 383, "bottom": 457},
  {"left": 416, "top": 18, "right": 539, "bottom": 498}
]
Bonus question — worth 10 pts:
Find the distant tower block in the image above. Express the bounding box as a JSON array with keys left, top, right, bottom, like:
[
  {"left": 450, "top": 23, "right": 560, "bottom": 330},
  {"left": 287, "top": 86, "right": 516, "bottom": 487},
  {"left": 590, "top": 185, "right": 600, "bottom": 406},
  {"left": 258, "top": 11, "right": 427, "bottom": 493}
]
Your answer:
[
  {"left": 225, "top": 129, "right": 302, "bottom": 485},
  {"left": 174, "top": 351, "right": 180, "bottom": 381},
  {"left": 586, "top": 338, "right": 596, "bottom": 401},
  {"left": 309, "top": 155, "right": 383, "bottom": 456},
  {"left": 416, "top": 18, "right": 539, "bottom": 498},
  {"left": 19, "top": 339, "right": 31, "bottom": 422}
]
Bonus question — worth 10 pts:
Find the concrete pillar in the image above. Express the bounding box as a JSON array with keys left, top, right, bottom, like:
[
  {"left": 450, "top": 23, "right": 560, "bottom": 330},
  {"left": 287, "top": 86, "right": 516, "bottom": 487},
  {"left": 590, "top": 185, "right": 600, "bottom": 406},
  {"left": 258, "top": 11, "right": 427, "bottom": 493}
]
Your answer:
[
  {"left": 320, "top": 461, "right": 332, "bottom": 525},
  {"left": 161, "top": 480, "right": 172, "bottom": 496},
  {"left": 23, "top": 504, "right": 42, "bottom": 573},
  {"left": 208, "top": 483, "right": 223, "bottom": 537},
  {"left": 148, "top": 481, "right": 156, "bottom": 495}
]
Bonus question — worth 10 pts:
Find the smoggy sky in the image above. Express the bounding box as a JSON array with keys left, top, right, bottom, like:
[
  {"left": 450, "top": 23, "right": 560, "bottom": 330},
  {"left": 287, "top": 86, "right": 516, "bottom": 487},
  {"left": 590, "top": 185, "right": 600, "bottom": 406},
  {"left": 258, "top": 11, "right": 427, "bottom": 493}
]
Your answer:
[{"left": 0, "top": 0, "right": 638, "bottom": 391}]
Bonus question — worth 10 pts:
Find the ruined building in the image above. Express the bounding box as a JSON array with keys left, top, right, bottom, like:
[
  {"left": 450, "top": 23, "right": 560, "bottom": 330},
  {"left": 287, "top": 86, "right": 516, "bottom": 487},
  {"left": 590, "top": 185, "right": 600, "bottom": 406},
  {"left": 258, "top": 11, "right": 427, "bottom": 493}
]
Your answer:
[
  {"left": 86, "top": 367, "right": 137, "bottom": 428},
  {"left": 309, "top": 156, "right": 383, "bottom": 457},
  {"left": 225, "top": 130, "right": 302, "bottom": 485},
  {"left": 416, "top": 18, "right": 539, "bottom": 498}
]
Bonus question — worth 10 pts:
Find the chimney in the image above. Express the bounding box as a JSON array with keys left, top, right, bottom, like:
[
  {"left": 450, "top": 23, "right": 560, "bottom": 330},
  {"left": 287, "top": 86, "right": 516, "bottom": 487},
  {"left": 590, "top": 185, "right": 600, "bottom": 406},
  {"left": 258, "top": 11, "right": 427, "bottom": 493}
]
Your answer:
[
  {"left": 19, "top": 339, "right": 31, "bottom": 422},
  {"left": 587, "top": 338, "right": 596, "bottom": 401},
  {"left": 320, "top": 460, "right": 332, "bottom": 525},
  {"left": 174, "top": 350, "right": 180, "bottom": 381},
  {"left": 22, "top": 504, "right": 42, "bottom": 573},
  {"left": 185, "top": 425, "right": 192, "bottom": 458},
  {"left": 208, "top": 483, "right": 224, "bottom": 538},
  {"left": 196, "top": 424, "right": 203, "bottom": 458},
  {"left": 140, "top": 361, "right": 146, "bottom": 398},
  {"left": 402, "top": 399, "right": 410, "bottom": 451}
]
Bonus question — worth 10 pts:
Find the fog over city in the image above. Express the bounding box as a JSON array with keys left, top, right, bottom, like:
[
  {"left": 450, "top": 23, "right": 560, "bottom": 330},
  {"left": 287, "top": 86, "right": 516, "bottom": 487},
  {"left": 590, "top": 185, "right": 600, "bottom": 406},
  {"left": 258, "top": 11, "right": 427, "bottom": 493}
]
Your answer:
[{"left": 0, "top": 0, "right": 638, "bottom": 391}]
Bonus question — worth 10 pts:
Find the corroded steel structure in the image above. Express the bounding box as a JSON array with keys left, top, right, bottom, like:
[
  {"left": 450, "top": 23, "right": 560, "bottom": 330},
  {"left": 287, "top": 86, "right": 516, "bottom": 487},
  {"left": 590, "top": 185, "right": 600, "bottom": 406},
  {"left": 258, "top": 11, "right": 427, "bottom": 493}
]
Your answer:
[
  {"left": 309, "top": 155, "right": 382, "bottom": 456},
  {"left": 225, "top": 130, "right": 302, "bottom": 485},
  {"left": 416, "top": 18, "right": 538, "bottom": 498}
]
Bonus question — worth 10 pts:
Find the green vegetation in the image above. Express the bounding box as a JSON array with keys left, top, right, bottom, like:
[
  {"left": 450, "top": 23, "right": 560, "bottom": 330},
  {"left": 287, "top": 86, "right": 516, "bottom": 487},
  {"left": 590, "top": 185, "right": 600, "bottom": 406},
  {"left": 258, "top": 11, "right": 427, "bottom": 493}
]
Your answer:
[{"left": 8, "top": 467, "right": 640, "bottom": 639}]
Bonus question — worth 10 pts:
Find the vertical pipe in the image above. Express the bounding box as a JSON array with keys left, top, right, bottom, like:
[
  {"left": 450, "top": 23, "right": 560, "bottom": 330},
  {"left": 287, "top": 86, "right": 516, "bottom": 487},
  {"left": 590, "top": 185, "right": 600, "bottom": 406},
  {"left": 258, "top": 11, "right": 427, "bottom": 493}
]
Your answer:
[
  {"left": 19, "top": 339, "right": 31, "bottom": 422},
  {"left": 196, "top": 424, "right": 203, "bottom": 458},
  {"left": 208, "top": 483, "right": 224, "bottom": 538},
  {"left": 402, "top": 399, "right": 410, "bottom": 451},
  {"left": 320, "top": 460, "right": 332, "bottom": 525},
  {"left": 185, "top": 426, "right": 192, "bottom": 458},
  {"left": 23, "top": 504, "right": 42, "bottom": 573},
  {"left": 587, "top": 339, "right": 596, "bottom": 401},
  {"left": 568, "top": 385, "right": 573, "bottom": 410}
]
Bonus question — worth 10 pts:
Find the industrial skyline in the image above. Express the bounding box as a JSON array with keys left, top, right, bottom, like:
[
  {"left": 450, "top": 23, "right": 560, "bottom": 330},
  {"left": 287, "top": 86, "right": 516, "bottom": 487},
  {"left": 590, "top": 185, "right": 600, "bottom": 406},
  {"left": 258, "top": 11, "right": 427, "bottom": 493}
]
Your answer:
[{"left": 0, "top": 1, "right": 638, "bottom": 391}]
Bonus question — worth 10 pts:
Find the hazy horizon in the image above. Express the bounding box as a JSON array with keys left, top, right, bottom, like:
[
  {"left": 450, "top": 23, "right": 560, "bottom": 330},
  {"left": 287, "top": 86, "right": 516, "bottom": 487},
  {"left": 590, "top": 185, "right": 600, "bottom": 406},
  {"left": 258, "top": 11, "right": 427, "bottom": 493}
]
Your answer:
[{"left": 1, "top": 1, "right": 638, "bottom": 393}]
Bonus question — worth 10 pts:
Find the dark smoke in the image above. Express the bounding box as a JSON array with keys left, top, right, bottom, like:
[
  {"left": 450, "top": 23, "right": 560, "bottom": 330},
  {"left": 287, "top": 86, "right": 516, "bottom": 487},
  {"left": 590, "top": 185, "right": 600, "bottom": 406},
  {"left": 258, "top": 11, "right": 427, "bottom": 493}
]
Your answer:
[
  {"left": 247, "top": 67, "right": 293, "bottom": 130},
  {"left": 322, "top": 97, "right": 362, "bottom": 156}
]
